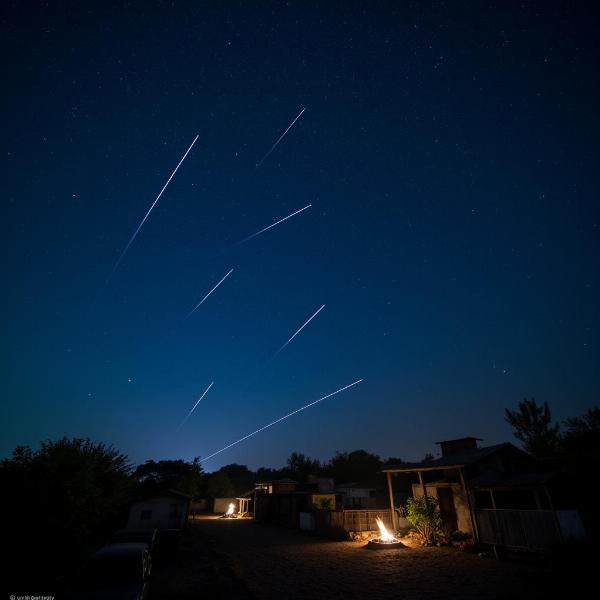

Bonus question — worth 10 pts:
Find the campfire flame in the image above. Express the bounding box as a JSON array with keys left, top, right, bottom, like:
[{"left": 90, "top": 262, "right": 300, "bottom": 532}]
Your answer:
[
  {"left": 375, "top": 517, "right": 397, "bottom": 542},
  {"left": 226, "top": 503, "right": 235, "bottom": 516}
]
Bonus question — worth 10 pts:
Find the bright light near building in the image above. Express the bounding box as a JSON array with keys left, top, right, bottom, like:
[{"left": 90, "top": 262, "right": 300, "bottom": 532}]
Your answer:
[
  {"left": 226, "top": 503, "right": 235, "bottom": 515},
  {"left": 376, "top": 517, "right": 396, "bottom": 542}
]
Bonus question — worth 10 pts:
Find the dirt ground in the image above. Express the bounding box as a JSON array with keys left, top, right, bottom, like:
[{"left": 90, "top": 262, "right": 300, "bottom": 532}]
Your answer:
[{"left": 150, "top": 515, "right": 572, "bottom": 600}]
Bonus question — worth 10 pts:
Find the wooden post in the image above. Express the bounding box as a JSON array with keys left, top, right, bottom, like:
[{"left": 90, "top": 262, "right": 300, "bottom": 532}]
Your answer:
[
  {"left": 418, "top": 470, "right": 427, "bottom": 496},
  {"left": 386, "top": 471, "right": 397, "bottom": 530},
  {"left": 544, "top": 485, "right": 564, "bottom": 544},
  {"left": 459, "top": 467, "right": 479, "bottom": 542}
]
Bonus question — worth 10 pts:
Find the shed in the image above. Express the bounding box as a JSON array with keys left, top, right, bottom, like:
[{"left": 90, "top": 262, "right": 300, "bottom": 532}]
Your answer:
[{"left": 127, "top": 489, "right": 190, "bottom": 530}]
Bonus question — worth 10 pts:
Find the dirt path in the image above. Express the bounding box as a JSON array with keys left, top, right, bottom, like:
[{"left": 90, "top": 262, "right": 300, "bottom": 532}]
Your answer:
[{"left": 167, "top": 516, "right": 551, "bottom": 600}]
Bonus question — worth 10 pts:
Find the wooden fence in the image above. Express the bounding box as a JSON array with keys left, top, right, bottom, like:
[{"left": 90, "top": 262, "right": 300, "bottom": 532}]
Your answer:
[
  {"left": 312, "top": 509, "right": 394, "bottom": 537},
  {"left": 475, "top": 509, "right": 562, "bottom": 549},
  {"left": 343, "top": 509, "right": 394, "bottom": 532}
]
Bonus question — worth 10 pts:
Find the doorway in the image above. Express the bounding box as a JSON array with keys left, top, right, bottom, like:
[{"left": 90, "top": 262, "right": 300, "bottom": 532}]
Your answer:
[{"left": 437, "top": 487, "right": 458, "bottom": 533}]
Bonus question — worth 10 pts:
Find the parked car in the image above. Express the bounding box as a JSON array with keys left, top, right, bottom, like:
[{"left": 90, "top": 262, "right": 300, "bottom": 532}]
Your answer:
[
  {"left": 65, "top": 543, "right": 151, "bottom": 600},
  {"left": 109, "top": 529, "right": 157, "bottom": 554}
]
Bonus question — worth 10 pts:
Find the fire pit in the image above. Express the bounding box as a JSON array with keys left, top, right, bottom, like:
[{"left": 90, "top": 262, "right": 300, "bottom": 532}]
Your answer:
[
  {"left": 365, "top": 517, "right": 406, "bottom": 550},
  {"left": 220, "top": 502, "right": 238, "bottom": 519}
]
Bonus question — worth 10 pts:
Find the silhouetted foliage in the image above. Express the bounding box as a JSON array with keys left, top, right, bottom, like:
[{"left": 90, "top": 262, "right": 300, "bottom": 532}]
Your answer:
[
  {"left": 255, "top": 466, "right": 283, "bottom": 482},
  {"left": 326, "top": 449, "right": 382, "bottom": 486},
  {"left": 133, "top": 457, "right": 205, "bottom": 498},
  {"left": 214, "top": 463, "right": 255, "bottom": 495},
  {"left": 562, "top": 406, "right": 600, "bottom": 460},
  {"left": 207, "top": 471, "right": 235, "bottom": 498},
  {"left": 564, "top": 406, "right": 600, "bottom": 435},
  {"left": 1, "top": 437, "right": 133, "bottom": 588},
  {"left": 286, "top": 451, "right": 321, "bottom": 480},
  {"left": 504, "top": 397, "right": 560, "bottom": 458}
]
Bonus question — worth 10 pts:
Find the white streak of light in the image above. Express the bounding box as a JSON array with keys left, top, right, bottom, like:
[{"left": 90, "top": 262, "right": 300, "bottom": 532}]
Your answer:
[
  {"left": 256, "top": 107, "right": 306, "bottom": 167},
  {"left": 239, "top": 204, "right": 311, "bottom": 244},
  {"left": 202, "top": 379, "right": 363, "bottom": 462},
  {"left": 177, "top": 381, "right": 214, "bottom": 430},
  {"left": 277, "top": 304, "right": 326, "bottom": 355},
  {"left": 106, "top": 134, "right": 199, "bottom": 283},
  {"left": 185, "top": 269, "right": 234, "bottom": 319}
]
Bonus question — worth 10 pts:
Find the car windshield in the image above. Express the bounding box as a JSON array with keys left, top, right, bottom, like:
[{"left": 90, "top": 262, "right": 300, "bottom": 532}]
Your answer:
[{"left": 76, "top": 555, "right": 142, "bottom": 589}]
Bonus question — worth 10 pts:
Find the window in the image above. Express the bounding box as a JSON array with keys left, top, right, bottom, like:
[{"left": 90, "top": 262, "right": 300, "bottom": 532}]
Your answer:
[{"left": 140, "top": 509, "right": 152, "bottom": 520}]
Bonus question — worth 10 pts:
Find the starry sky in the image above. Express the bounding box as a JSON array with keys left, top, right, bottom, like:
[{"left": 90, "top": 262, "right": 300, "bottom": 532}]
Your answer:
[{"left": 2, "top": 1, "right": 599, "bottom": 471}]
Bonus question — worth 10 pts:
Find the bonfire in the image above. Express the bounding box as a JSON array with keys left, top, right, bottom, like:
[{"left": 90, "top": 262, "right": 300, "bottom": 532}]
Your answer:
[
  {"left": 221, "top": 502, "right": 237, "bottom": 518},
  {"left": 366, "top": 517, "right": 405, "bottom": 549}
]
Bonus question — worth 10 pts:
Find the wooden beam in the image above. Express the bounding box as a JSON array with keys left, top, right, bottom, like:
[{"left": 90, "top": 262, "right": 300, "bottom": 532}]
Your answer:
[
  {"left": 459, "top": 467, "right": 479, "bottom": 542},
  {"left": 418, "top": 471, "right": 427, "bottom": 497},
  {"left": 386, "top": 471, "right": 397, "bottom": 530},
  {"left": 544, "top": 485, "right": 564, "bottom": 544},
  {"left": 383, "top": 464, "right": 465, "bottom": 473}
]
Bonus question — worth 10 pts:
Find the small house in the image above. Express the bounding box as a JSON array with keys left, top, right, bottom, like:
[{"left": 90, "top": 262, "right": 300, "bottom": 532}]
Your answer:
[
  {"left": 127, "top": 489, "right": 190, "bottom": 530},
  {"left": 383, "top": 437, "right": 585, "bottom": 550},
  {"left": 253, "top": 478, "right": 338, "bottom": 525}
]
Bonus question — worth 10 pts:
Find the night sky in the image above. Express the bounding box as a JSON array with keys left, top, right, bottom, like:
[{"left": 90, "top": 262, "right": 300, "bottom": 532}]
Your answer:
[{"left": 2, "top": 1, "right": 599, "bottom": 471}]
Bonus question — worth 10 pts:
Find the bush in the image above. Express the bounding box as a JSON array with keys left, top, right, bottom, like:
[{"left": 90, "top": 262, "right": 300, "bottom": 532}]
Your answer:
[{"left": 405, "top": 495, "right": 442, "bottom": 545}]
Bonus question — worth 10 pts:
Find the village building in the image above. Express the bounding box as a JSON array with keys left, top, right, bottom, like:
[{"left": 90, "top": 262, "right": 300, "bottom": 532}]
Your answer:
[
  {"left": 383, "top": 437, "right": 586, "bottom": 550},
  {"left": 335, "top": 482, "right": 377, "bottom": 508},
  {"left": 253, "top": 478, "right": 338, "bottom": 526},
  {"left": 127, "top": 489, "right": 191, "bottom": 530}
]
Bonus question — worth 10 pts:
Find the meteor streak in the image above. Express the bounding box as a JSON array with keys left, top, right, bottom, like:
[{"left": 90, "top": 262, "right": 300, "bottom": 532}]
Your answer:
[
  {"left": 202, "top": 379, "right": 363, "bottom": 462},
  {"left": 186, "top": 268, "right": 234, "bottom": 319},
  {"left": 256, "top": 106, "right": 306, "bottom": 167},
  {"left": 238, "top": 204, "right": 311, "bottom": 244},
  {"left": 277, "top": 304, "right": 326, "bottom": 355},
  {"left": 105, "top": 134, "right": 199, "bottom": 284},
  {"left": 177, "top": 381, "right": 214, "bottom": 430}
]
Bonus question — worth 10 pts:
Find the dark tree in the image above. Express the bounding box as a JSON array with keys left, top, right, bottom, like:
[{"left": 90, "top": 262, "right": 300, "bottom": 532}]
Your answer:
[
  {"left": 564, "top": 406, "right": 600, "bottom": 435},
  {"left": 504, "top": 398, "right": 560, "bottom": 458},
  {"left": 286, "top": 451, "right": 321, "bottom": 480},
  {"left": 562, "top": 406, "right": 600, "bottom": 460},
  {"left": 214, "top": 463, "right": 255, "bottom": 495},
  {"left": 133, "top": 457, "right": 205, "bottom": 498},
  {"left": 255, "top": 466, "right": 284, "bottom": 482},
  {"left": 207, "top": 471, "right": 235, "bottom": 498},
  {"left": 422, "top": 452, "right": 435, "bottom": 462},
  {"left": 327, "top": 449, "right": 382, "bottom": 486},
  {"left": 1, "top": 438, "right": 133, "bottom": 588}
]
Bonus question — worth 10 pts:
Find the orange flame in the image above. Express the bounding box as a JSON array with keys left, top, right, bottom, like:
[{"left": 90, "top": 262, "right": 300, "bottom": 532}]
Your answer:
[{"left": 375, "top": 517, "right": 396, "bottom": 542}]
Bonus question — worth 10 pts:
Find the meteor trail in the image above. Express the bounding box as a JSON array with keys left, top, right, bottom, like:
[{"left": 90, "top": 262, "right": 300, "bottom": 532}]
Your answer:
[
  {"left": 105, "top": 134, "right": 199, "bottom": 284},
  {"left": 276, "top": 304, "right": 326, "bottom": 355},
  {"left": 238, "top": 204, "right": 311, "bottom": 244},
  {"left": 177, "top": 381, "right": 214, "bottom": 431},
  {"left": 202, "top": 379, "right": 363, "bottom": 462},
  {"left": 256, "top": 107, "right": 306, "bottom": 167},
  {"left": 185, "top": 268, "right": 234, "bottom": 319}
]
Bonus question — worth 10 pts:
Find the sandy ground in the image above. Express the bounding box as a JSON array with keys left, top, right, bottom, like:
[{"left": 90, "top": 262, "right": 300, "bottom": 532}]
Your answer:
[{"left": 151, "top": 515, "right": 561, "bottom": 600}]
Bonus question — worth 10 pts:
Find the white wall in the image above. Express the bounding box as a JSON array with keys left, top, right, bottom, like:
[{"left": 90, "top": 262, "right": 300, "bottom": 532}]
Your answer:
[
  {"left": 127, "top": 496, "right": 188, "bottom": 530},
  {"left": 213, "top": 497, "right": 238, "bottom": 514},
  {"left": 411, "top": 483, "right": 473, "bottom": 535}
]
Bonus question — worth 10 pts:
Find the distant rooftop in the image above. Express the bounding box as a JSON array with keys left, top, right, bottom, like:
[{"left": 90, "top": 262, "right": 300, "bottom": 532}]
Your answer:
[{"left": 382, "top": 442, "right": 521, "bottom": 472}]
